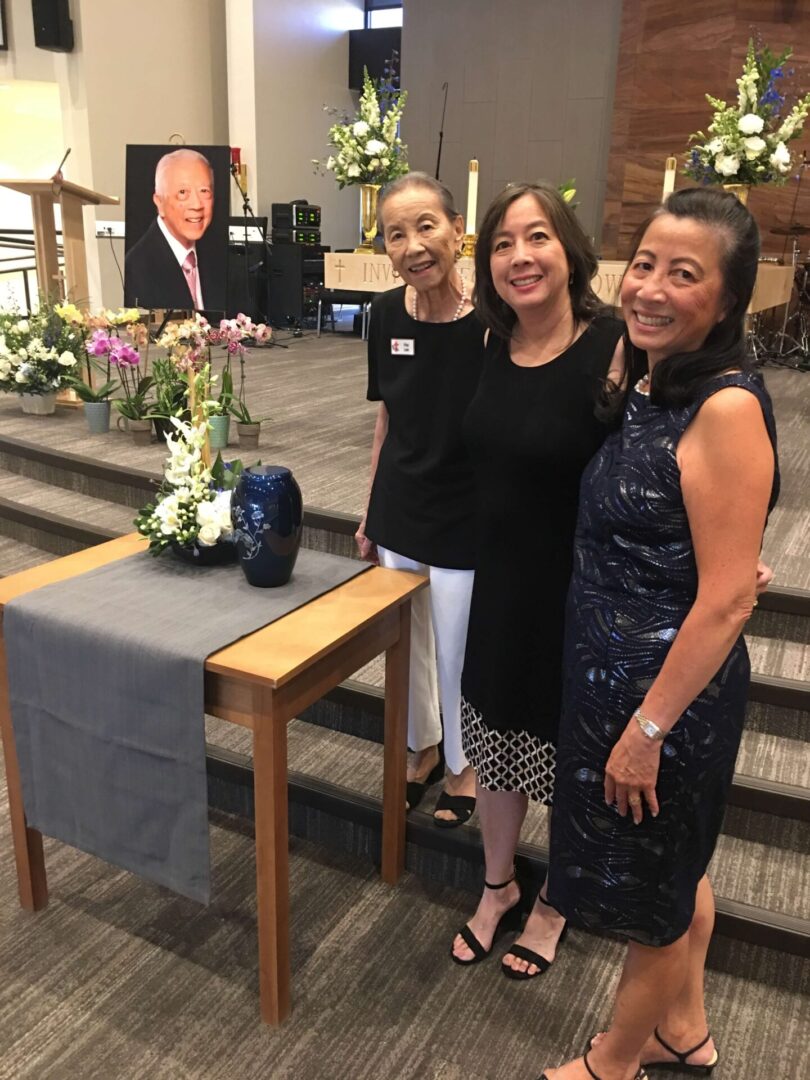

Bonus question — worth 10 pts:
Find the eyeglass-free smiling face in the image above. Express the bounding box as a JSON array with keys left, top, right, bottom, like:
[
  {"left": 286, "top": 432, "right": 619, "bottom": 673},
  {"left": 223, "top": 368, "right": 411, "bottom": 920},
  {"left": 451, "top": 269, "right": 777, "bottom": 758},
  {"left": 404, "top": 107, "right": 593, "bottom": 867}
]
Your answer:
[
  {"left": 381, "top": 186, "right": 463, "bottom": 291},
  {"left": 621, "top": 214, "right": 729, "bottom": 364},
  {"left": 489, "top": 193, "right": 572, "bottom": 315},
  {"left": 153, "top": 157, "right": 214, "bottom": 247}
]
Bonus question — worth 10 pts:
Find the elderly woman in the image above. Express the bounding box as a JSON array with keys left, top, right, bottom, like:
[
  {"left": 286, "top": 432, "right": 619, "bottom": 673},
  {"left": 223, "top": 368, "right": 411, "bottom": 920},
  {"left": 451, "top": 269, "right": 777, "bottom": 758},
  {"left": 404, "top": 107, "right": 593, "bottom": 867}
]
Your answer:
[
  {"left": 541, "top": 188, "right": 779, "bottom": 1080},
  {"left": 451, "top": 183, "right": 624, "bottom": 970},
  {"left": 356, "top": 172, "right": 482, "bottom": 825}
]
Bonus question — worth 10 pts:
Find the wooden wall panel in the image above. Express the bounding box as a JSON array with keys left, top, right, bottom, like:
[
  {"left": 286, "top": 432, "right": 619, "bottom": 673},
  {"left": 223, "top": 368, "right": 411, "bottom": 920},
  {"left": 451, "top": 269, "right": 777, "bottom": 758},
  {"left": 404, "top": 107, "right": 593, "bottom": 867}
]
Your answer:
[{"left": 604, "top": 0, "right": 810, "bottom": 260}]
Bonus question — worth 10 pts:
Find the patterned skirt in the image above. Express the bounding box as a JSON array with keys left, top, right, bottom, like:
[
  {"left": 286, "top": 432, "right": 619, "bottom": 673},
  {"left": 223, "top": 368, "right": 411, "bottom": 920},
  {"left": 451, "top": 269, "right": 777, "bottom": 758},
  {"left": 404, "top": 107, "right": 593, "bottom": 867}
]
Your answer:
[{"left": 460, "top": 697, "right": 556, "bottom": 804}]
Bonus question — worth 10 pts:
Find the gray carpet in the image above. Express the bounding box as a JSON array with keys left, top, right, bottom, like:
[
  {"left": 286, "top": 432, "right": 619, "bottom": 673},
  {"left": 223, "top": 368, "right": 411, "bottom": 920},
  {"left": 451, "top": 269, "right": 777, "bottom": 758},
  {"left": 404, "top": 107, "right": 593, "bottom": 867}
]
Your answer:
[{"left": 0, "top": 752, "right": 807, "bottom": 1080}]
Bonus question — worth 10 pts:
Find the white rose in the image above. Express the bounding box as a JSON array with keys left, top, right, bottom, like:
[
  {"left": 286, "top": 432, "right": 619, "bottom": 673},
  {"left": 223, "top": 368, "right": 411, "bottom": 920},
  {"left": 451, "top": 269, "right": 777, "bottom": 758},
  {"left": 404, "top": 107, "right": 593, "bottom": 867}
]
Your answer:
[
  {"left": 347, "top": 163, "right": 361, "bottom": 178},
  {"left": 770, "top": 141, "right": 791, "bottom": 173},
  {"left": 15, "top": 370, "right": 28, "bottom": 383},
  {"left": 742, "top": 136, "right": 766, "bottom": 160},
  {"left": 57, "top": 350, "right": 77, "bottom": 366},
  {"left": 352, "top": 120, "right": 370, "bottom": 137},
  {"left": 197, "top": 522, "right": 221, "bottom": 546},
  {"left": 15, "top": 320, "right": 29, "bottom": 333},
  {"left": 365, "top": 139, "right": 386, "bottom": 156},
  {"left": 714, "top": 153, "right": 740, "bottom": 177},
  {"left": 707, "top": 137, "right": 724, "bottom": 155},
  {"left": 738, "top": 113, "right": 764, "bottom": 135}
]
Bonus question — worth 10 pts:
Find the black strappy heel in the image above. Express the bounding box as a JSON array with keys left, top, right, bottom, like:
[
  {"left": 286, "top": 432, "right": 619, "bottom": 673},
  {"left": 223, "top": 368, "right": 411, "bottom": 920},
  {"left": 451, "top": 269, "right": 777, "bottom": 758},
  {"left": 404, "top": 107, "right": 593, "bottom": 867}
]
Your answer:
[
  {"left": 647, "top": 1028, "right": 718, "bottom": 1074},
  {"left": 501, "top": 892, "right": 568, "bottom": 980},
  {"left": 450, "top": 873, "right": 522, "bottom": 966},
  {"left": 538, "top": 1050, "right": 648, "bottom": 1080}
]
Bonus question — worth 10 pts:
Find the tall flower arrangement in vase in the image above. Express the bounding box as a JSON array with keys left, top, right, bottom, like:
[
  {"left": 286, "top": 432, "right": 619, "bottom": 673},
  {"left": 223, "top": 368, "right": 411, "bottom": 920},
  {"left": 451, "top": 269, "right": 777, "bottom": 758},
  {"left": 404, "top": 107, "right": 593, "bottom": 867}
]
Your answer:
[
  {"left": 313, "top": 68, "right": 408, "bottom": 188},
  {"left": 686, "top": 39, "right": 810, "bottom": 187}
]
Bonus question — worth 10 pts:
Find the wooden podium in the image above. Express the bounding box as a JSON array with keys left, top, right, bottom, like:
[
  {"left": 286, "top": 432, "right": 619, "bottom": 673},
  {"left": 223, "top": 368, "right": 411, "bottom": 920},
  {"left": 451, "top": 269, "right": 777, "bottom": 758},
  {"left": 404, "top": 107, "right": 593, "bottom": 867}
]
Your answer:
[{"left": 0, "top": 178, "right": 118, "bottom": 307}]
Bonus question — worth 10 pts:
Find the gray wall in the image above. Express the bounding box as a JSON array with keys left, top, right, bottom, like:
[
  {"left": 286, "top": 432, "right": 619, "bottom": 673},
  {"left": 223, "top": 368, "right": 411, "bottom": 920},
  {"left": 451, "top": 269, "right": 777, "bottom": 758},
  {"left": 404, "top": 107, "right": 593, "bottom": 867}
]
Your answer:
[
  {"left": 401, "top": 0, "right": 622, "bottom": 247},
  {"left": 252, "top": 0, "right": 366, "bottom": 252}
]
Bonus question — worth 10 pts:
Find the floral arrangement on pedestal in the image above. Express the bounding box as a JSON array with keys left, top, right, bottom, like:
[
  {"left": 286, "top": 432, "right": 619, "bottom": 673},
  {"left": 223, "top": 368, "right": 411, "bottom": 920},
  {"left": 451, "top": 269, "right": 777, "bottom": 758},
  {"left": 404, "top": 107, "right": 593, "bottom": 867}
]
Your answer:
[
  {"left": 0, "top": 303, "right": 81, "bottom": 406},
  {"left": 686, "top": 39, "right": 810, "bottom": 186},
  {"left": 313, "top": 68, "right": 408, "bottom": 188}
]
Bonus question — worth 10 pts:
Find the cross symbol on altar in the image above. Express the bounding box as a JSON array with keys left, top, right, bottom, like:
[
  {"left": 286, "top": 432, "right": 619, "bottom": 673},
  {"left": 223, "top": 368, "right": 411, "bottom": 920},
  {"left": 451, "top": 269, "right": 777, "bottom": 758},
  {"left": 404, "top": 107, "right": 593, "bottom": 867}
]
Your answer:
[{"left": 333, "top": 259, "right": 346, "bottom": 283}]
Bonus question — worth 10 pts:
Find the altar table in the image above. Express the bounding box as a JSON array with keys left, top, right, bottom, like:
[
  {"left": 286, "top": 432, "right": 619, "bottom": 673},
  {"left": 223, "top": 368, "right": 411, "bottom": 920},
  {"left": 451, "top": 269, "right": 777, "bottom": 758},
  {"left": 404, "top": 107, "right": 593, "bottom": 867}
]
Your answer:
[{"left": 0, "top": 535, "right": 426, "bottom": 1025}]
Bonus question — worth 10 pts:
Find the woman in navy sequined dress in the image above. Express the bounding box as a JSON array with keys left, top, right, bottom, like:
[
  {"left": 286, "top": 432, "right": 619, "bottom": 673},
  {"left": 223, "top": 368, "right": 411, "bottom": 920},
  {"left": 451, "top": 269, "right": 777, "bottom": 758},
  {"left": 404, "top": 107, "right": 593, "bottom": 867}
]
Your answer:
[{"left": 542, "top": 190, "right": 779, "bottom": 1080}]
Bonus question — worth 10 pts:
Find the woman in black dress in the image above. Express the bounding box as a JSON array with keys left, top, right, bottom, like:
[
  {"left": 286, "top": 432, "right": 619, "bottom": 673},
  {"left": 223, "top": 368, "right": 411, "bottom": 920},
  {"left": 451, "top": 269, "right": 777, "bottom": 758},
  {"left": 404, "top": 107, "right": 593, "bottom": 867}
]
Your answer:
[
  {"left": 541, "top": 190, "right": 778, "bottom": 1080},
  {"left": 357, "top": 173, "right": 483, "bottom": 824},
  {"left": 451, "top": 183, "right": 624, "bottom": 970}
]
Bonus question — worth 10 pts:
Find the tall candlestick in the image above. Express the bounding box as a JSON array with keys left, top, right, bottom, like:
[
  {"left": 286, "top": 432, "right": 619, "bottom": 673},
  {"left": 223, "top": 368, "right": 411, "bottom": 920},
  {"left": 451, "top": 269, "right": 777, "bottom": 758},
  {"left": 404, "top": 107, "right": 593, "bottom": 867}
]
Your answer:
[
  {"left": 466, "top": 158, "right": 479, "bottom": 235},
  {"left": 662, "top": 156, "right": 677, "bottom": 202}
]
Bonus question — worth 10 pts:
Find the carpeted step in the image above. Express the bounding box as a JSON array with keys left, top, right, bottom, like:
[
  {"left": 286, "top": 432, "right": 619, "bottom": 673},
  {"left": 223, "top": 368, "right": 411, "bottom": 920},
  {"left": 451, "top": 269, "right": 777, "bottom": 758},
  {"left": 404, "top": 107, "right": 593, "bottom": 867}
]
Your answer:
[
  {"left": 0, "top": 536, "right": 57, "bottom": 577},
  {"left": 205, "top": 715, "right": 810, "bottom": 941},
  {"left": 0, "top": 467, "right": 136, "bottom": 537}
]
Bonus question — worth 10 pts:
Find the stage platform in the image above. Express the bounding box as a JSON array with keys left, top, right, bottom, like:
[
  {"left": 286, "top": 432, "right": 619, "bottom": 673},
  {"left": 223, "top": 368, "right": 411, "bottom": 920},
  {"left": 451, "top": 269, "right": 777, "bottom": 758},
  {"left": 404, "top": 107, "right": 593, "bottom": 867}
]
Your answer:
[{"left": 0, "top": 331, "right": 807, "bottom": 589}]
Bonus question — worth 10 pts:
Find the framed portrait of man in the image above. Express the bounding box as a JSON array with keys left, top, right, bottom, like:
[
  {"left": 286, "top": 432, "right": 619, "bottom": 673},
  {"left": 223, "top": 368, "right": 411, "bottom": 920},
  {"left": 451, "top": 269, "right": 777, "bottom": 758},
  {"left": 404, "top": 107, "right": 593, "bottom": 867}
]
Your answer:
[{"left": 124, "top": 144, "right": 230, "bottom": 313}]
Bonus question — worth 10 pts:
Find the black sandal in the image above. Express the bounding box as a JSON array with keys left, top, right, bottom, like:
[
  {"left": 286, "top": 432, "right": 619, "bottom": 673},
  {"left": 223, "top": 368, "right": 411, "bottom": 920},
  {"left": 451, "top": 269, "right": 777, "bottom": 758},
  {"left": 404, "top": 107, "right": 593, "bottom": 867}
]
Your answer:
[
  {"left": 646, "top": 1028, "right": 718, "bottom": 1074},
  {"left": 501, "top": 893, "right": 568, "bottom": 980},
  {"left": 450, "top": 874, "right": 521, "bottom": 966},
  {"left": 538, "top": 1051, "right": 648, "bottom": 1080},
  {"left": 433, "top": 790, "right": 476, "bottom": 828},
  {"left": 405, "top": 755, "right": 443, "bottom": 812}
]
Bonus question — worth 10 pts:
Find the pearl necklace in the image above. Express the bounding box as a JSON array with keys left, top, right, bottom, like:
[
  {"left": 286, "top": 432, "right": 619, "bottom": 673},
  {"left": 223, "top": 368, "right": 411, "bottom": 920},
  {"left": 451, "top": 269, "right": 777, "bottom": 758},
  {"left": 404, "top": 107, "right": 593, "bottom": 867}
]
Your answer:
[
  {"left": 411, "top": 275, "right": 467, "bottom": 322},
  {"left": 635, "top": 372, "right": 651, "bottom": 396}
]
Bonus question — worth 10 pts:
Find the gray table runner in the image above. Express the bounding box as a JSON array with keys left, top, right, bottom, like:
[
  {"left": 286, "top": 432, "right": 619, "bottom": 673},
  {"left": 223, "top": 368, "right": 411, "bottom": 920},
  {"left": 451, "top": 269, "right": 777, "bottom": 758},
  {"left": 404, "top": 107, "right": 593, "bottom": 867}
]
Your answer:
[{"left": 4, "top": 548, "right": 370, "bottom": 904}]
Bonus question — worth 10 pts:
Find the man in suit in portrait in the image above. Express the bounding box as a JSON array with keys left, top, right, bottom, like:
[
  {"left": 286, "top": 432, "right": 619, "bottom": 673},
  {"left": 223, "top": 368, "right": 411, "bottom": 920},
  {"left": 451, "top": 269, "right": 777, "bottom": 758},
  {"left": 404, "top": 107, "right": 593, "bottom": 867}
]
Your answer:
[{"left": 125, "top": 148, "right": 223, "bottom": 310}]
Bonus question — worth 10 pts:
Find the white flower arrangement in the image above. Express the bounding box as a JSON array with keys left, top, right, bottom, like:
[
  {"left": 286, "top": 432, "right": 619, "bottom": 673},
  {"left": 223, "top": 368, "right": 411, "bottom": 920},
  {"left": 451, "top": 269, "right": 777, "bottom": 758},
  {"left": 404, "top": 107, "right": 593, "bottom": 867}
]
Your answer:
[
  {"left": 0, "top": 304, "right": 81, "bottom": 396},
  {"left": 135, "top": 373, "right": 247, "bottom": 556},
  {"left": 313, "top": 68, "right": 408, "bottom": 188},
  {"left": 686, "top": 39, "right": 810, "bottom": 186}
]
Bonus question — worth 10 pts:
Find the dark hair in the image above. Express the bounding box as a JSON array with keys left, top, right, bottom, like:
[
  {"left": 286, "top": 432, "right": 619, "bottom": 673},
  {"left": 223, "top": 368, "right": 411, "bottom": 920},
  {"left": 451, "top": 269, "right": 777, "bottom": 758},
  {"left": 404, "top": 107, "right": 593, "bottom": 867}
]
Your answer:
[
  {"left": 602, "top": 186, "right": 760, "bottom": 422},
  {"left": 376, "top": 171, "right": 461, "bottom": 232},
  {"left": 473, "top": 181, "right": 607, "bottom": 341}
]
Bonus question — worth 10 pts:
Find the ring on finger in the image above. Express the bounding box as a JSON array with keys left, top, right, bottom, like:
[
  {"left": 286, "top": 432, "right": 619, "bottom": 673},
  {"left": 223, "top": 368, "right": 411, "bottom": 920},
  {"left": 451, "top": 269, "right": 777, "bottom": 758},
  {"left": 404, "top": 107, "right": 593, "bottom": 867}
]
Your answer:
[{"left": 628, "top": 795, "right": 641, "bottom": 806}]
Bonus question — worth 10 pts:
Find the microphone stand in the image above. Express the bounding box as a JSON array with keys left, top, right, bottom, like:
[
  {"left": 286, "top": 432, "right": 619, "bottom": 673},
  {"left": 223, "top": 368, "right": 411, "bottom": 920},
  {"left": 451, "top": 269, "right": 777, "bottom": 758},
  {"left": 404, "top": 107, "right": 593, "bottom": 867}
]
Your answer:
[
  {"left": 229, "top": 165, "right": 286, "bottom": 348},
  {"left": 435, "top": 82, "right": 449, "bottom": 180}
]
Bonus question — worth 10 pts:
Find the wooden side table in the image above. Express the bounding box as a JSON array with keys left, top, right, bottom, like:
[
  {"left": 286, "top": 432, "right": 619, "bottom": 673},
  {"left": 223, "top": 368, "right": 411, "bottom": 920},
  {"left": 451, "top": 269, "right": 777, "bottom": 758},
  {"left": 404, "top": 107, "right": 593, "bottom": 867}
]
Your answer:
[{"left": 0, "top": 535, "right": 426, "bottom": 1024}]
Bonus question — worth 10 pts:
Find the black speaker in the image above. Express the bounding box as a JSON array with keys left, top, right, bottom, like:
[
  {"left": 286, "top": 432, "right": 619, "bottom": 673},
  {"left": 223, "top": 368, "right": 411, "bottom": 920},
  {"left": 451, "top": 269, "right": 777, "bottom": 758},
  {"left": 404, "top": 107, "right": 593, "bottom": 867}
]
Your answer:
[
  {"left": 348, "top": 28, "right": 401, "bottom": 90},
  {"left": 32, "top": 0, "right": 74, "bottom": 52},
  {"left": 266, "top": 244, "right": 326, "bottom": 327}
]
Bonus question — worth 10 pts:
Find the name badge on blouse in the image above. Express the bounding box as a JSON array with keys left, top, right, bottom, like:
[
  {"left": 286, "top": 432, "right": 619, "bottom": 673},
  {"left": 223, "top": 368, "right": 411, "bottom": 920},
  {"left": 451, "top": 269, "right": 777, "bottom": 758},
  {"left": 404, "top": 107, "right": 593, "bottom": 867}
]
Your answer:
[{"left": 391, "top": 338, "right": 415, "bottom": 356}]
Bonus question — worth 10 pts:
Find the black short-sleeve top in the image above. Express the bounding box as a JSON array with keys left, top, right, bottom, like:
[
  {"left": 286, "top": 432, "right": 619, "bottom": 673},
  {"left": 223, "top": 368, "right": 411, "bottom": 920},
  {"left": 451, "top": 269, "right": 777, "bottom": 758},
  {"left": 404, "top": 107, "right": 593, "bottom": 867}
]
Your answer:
[{"left": 365, "top": 286, "right": 486, "bottom": 569}]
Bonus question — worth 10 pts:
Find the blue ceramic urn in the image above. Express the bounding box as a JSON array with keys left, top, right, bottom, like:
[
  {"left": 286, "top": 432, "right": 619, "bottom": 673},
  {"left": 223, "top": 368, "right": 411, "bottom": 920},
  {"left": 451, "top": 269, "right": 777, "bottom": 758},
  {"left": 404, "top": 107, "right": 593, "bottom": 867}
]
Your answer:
[{"left": 231, "top": 465, "right": 303, "bottom": 587}]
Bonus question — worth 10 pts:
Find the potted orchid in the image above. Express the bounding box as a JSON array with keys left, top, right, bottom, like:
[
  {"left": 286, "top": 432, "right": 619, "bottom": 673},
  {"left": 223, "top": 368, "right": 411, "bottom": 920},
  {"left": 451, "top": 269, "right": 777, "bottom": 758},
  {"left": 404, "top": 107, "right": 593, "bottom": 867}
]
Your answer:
[
  {"left": 210, "top": 314, "right": 272, "bottom": 449},
  {"left": 58, "top": 305, "right": 142, "bottom": 434},
  {"left": 686, "top": 39, "right": 810, "bottom": 196},
  {"left": 0, "top": 301, "right": 81, "bottom": 414}
]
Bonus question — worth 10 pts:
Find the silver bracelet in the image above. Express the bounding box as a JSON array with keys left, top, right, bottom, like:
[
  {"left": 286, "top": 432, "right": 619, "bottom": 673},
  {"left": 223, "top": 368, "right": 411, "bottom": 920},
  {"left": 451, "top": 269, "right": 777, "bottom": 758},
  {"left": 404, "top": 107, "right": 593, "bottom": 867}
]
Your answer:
[{"left": 634, "top": 709, "right": 665, "bottom": 741}]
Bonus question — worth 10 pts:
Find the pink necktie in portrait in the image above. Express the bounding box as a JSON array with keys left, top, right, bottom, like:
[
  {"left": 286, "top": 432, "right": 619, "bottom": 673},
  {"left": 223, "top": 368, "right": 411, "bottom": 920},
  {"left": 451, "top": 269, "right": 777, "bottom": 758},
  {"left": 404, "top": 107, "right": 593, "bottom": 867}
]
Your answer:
[{"left": 182, "top": 250, "right": 199, "bottom": 308}]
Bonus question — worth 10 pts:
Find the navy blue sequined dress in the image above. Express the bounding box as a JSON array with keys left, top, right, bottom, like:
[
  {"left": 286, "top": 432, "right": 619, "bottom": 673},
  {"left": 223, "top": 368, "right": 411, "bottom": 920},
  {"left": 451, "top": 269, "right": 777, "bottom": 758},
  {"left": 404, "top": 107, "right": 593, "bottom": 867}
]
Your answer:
[{"left": 547, "top": 373, "right": 779, "bottom": 947}]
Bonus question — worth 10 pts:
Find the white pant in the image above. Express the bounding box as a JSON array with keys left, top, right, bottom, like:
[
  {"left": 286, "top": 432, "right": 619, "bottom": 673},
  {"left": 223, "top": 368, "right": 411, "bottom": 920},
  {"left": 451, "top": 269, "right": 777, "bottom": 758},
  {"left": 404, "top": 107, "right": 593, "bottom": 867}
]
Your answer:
[{"left": 377, "top": 546, "right": 474, "bottom": 775}]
